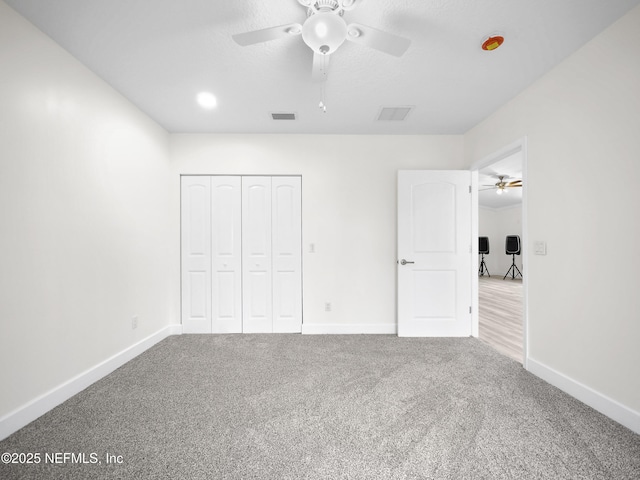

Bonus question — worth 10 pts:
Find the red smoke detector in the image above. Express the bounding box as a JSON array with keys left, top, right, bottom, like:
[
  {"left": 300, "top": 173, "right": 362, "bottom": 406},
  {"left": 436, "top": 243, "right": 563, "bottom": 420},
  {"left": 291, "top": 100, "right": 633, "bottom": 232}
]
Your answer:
[{"left": 482, "top": 35, "right": 504, "bottom": 51}]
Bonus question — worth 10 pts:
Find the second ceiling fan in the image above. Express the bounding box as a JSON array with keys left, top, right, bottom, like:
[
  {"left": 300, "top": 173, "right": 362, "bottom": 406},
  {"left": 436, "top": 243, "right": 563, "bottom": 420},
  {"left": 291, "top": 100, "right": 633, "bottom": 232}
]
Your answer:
[
  {"left": 232, "top": 0, "right": 411, "bottom": 81},
  {"left": 481, "top": 175, "right": 523, "bottom": 195}
]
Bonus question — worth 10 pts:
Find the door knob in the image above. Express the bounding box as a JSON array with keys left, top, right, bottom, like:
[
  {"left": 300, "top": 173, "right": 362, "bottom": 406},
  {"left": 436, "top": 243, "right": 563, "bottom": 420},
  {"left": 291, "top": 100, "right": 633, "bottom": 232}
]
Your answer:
[{"left": 400, "top": 259, "right": 415, "bottom": 265}]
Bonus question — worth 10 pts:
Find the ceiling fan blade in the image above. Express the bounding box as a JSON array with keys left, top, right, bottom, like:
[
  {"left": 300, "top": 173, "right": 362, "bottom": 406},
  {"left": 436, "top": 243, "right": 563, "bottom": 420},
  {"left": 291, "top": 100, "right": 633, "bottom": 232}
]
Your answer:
[
  {"left": 312, "top": 53, "right": 330, "bottom": 82},
  {"left": 232, "top": 23, "right": 302, "bottom": 46},
  {"left": 345, "top": 23, "right": 411, "bottom": 57},
  {"left": 507, "top": 180, "right": 523, "bottom": 187},
  {"left": 479, "top": 187, "right": 496, "bottom": 191}
]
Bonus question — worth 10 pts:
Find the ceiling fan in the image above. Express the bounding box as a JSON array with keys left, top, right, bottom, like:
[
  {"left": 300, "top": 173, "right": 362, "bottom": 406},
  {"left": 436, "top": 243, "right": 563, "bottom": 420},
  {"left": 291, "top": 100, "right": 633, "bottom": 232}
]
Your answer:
[
  {"left": 232, "top": 0, "right": 411, "bottom": 82},
  {"left": 481, "top": 175, "right": 523, "bottom": 195}
]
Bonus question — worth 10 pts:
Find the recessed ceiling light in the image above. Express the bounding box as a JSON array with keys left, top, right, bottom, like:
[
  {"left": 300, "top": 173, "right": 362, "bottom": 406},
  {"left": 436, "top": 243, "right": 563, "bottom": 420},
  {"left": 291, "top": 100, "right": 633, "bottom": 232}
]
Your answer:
[{"left": 197, "top": 92, "right": 217, "bottom": 109}]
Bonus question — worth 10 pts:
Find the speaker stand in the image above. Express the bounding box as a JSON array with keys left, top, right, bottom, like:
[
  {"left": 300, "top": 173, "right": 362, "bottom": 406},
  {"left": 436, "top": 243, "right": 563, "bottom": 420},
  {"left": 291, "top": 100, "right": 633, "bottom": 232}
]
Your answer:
[
  {"left": 479, "top": 254, "right": 490, "bottom": 277},
  {"left": 504, "top": 254, "right": 522, "bottom": 280}
]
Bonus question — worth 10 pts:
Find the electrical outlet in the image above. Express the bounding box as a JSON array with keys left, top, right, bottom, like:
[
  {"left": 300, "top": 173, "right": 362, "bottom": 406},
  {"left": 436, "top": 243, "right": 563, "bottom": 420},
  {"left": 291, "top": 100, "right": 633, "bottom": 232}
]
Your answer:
[
  {"left": 324, "top": 302, "right": 332, "bottom": 312},
  {"left": 131, "top": 315, "right": 138, "bottom": 330}
]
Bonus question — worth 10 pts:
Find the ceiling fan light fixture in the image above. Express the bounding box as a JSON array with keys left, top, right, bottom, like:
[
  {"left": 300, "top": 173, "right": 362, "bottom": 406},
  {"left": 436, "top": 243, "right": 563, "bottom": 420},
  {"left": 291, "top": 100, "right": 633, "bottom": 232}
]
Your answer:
[{"left": 302, "top": 12, "right": 347, "bottom": 54}]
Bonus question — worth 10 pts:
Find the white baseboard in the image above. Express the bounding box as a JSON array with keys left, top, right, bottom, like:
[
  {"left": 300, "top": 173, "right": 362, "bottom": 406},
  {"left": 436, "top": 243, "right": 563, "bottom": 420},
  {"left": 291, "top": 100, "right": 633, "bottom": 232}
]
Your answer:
[
  {"left": 302, "top": 323, "right": 397, "bottom": 335},
  {"left": 527, "top": 358, "right": 640, "bottom": 435},
  {"left": 0, "top": 324, "right": 182, "bottom": 441}
]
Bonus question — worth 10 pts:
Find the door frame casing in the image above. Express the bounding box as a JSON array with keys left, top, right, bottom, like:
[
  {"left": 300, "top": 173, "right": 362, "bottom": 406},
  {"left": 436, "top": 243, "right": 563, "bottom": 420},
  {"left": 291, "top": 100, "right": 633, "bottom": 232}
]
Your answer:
[{"left": 470, "top": 137, "right": 529, "bottom": 368}]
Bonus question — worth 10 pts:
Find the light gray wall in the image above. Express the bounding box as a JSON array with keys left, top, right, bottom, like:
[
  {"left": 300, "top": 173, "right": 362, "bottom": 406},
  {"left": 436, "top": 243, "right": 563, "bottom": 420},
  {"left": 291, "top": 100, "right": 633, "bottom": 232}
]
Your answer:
[
  {"left": 169, "top": 134, "right": 465, "bottom": 330},
  {"left": 0, "top": 2, "right": 175, "bottom": 419},
  {"left": 465, "top": 5, "right": 640, "bottom": 412}
]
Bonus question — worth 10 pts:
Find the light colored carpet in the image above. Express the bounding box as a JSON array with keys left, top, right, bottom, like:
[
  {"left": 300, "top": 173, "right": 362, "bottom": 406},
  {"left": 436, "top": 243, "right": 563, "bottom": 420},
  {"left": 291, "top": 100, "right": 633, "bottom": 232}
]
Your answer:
[{"left": 1, "top": 335, "right": 639, "bottom": 479}]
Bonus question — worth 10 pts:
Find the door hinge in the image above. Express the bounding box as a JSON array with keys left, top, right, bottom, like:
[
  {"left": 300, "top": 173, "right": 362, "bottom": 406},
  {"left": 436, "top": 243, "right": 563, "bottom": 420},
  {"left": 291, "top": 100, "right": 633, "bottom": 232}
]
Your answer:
[
  {"left": 469, "top": 306, "right": 472, "bottom": 314},
  {"left": 469, "top": 185, "right": 472, "bottom": 194}
]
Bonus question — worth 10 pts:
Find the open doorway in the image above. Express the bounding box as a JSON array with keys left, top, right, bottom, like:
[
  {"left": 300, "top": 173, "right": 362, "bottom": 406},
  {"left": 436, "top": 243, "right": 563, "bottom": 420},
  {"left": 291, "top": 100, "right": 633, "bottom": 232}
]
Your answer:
[{"left": 472, "top": 139, "right": 527, "bottom": 366}]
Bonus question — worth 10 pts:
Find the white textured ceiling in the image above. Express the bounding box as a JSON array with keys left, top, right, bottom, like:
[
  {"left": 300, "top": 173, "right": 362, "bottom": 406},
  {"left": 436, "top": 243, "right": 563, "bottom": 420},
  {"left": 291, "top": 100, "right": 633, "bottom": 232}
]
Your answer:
[{"left": 4, "top": 0, "right": 639, "bottom": 134}]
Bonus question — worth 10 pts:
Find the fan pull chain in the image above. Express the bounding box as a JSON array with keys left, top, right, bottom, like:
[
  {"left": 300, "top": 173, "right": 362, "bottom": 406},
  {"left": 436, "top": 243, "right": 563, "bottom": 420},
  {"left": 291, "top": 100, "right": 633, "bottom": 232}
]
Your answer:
[
  {"left": 319, "top": 84, "right": 327, "bottom": 113},
  {"left": 318, "top": 54, "right": 327, "bottom": 113}
]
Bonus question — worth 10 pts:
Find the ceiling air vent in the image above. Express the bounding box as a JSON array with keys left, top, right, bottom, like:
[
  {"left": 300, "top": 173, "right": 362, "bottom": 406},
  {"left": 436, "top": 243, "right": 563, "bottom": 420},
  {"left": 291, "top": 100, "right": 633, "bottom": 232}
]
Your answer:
[
  {"left": 377, "top": 106, "right": 413, "bottom": 121},
  {"left": 271, "top": 112, "right": 296, "bottom": 120}
]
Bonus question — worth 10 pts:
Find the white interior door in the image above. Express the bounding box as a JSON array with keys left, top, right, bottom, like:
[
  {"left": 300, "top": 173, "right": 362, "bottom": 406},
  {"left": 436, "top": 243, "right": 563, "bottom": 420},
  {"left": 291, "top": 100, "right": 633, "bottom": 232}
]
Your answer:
[
  {"left": 272, "top": 177, "right": 302, "bottom": 333},
  {"left": 242, "top": 177, "right": 273, "bottom": 333},
  {"left": 181, "top": 176, "right": 212, "bottom": 333},
  {"left": 211, "top": 176, "right": 242, "bottom": 333},
  {"left": 397, "top": 170, "right": 472, "bottom": 337}
]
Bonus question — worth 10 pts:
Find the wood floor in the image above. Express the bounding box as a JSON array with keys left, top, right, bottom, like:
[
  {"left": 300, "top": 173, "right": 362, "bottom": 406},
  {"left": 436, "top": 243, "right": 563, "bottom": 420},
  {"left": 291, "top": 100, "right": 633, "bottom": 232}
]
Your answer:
[{"left": 479, "top": 275, "right": 523, "bottom": 363}]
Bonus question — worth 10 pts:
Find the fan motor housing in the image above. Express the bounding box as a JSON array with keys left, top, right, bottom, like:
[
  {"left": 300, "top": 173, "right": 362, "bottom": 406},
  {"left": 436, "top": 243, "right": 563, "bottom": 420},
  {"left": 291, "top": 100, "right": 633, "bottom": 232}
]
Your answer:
[{"left": 306, "top": 0, "right": 344, "bottom": 17}]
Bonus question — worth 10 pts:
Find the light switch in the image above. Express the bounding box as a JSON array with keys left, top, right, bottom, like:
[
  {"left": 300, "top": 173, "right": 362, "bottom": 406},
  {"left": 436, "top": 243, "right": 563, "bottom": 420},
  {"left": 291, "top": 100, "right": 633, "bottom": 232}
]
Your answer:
[{"left": 534, "top": 241, "right": 547, "bottom": 255}]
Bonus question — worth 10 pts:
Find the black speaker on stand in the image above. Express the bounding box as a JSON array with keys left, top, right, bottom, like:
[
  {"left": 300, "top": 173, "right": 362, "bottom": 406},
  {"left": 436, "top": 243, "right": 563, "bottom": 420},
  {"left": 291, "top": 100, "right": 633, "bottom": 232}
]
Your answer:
[
  {"left": 478, "top": 236, "right": 490, "bottom": 277},
  {"left": 504, "top": 235, "right": 522, "bottom": 280}
]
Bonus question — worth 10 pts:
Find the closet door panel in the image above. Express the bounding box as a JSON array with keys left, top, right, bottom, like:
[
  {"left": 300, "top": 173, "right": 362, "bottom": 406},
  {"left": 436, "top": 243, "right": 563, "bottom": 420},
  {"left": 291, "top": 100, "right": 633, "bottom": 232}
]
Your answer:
[
  {"left": 272, "top": 177, "right": 302, "bottom": 333},
  {"left": 242, "top": 177, "right": 273, "bottom": 333},
  {"left": 181, "top": 176, "right": 212, "bottom": 333},
  {"left": 211, "top": 176, "right": 242, "bottom": 333}
]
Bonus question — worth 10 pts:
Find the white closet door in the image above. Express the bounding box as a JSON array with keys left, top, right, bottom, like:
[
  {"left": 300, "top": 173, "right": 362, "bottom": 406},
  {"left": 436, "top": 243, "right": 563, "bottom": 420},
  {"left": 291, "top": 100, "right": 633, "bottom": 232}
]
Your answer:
[
  {"left": 211, "top": 176, "right": 242, "bottom": 333},
  {"left": 272, "top": 177, "right": 302, "bottom": 333},
  {"left": 181, "top": 176, "right": 212, "bottom": 333},
  {"left": 242, "top": 177, "right": 273, "bottom": 333}
]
